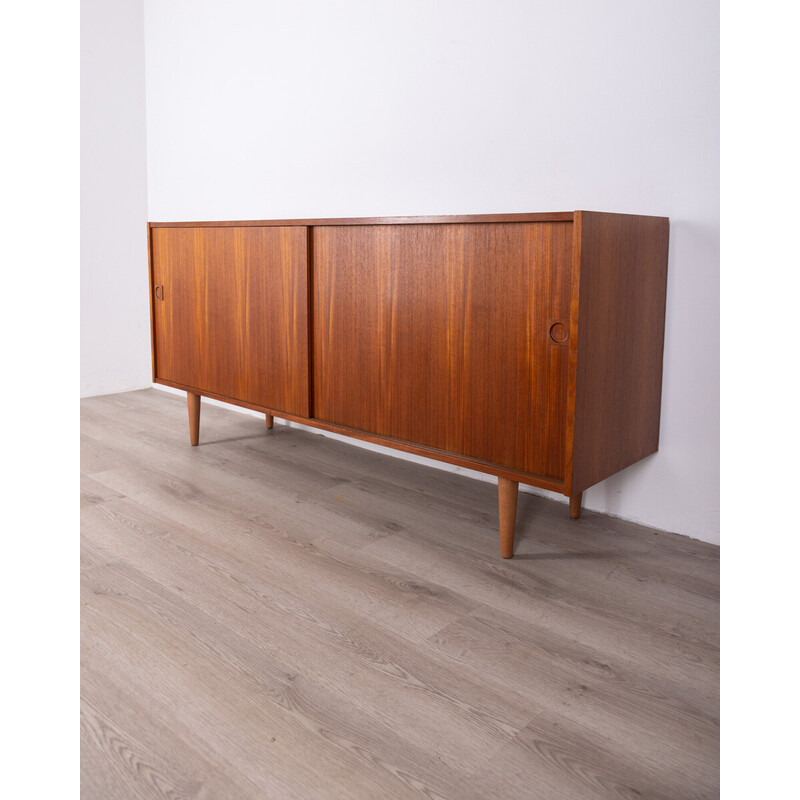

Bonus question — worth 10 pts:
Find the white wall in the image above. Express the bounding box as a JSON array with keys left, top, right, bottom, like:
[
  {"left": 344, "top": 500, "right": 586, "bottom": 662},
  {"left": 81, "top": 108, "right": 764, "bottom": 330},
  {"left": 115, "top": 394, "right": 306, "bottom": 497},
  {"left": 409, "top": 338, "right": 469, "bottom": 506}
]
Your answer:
[
  {"left": 143, "top": 0, "right": 719, "bottom": 544},
  {"left": 81, "top": 0, "right": 151, "bottom": 397}
]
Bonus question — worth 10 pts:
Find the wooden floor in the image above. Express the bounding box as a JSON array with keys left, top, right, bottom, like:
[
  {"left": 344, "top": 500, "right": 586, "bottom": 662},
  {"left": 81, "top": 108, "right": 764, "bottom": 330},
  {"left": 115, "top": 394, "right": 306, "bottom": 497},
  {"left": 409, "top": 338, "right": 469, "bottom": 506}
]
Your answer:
[{"left": 81, "top": 389, "right": 719, "bottom": 800}]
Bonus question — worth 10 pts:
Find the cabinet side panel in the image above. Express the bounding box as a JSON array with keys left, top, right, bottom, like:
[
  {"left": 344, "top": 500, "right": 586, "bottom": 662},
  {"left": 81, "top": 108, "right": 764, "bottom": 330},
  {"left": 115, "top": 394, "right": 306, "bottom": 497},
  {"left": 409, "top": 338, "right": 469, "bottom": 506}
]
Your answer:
[
  {"left": 313, "top": 222, "right": 572, "bottom": 480},
  {"left": 571, "top": 212, "right": 670, "bottom": 493}
]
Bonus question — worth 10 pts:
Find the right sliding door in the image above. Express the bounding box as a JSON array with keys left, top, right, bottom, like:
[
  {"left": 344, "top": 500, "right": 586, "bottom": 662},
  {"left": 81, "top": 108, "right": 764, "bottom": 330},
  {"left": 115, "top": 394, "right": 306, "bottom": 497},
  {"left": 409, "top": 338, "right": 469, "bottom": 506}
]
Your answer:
[{"left": 312, "top": 222, "right": 573, "bottom": 481}]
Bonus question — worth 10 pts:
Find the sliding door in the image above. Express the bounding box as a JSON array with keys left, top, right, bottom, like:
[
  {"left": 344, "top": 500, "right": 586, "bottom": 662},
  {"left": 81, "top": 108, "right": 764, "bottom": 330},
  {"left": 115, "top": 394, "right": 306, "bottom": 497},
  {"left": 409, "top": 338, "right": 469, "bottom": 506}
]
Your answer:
[
  {"left": 151, "top": 226, "right": 310, "bottom": 416},
  {"left": 312, "top": 222, "right": 572, "bottom": 480}
]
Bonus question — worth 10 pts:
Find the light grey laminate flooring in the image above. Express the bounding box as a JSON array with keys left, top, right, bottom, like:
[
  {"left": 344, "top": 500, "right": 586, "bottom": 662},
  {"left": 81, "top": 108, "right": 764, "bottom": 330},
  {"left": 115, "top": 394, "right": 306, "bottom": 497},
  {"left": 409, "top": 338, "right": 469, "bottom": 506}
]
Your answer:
[{"left": 81, "top": 389, "right": 719, "bottom": 800}]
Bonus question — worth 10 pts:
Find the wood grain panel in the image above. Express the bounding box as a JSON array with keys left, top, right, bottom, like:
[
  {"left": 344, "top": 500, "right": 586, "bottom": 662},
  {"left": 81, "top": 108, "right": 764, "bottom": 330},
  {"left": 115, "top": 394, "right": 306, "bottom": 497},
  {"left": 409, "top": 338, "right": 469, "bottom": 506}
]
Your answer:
[
  {"left": 569, "top": 211, "right": 670, "bottom": 493},
  {"left": 151, "top": 226, "right": 309, "bottom": 416},
  {"left": 313, "top": 222, "right": 573, "bottom": 480}
]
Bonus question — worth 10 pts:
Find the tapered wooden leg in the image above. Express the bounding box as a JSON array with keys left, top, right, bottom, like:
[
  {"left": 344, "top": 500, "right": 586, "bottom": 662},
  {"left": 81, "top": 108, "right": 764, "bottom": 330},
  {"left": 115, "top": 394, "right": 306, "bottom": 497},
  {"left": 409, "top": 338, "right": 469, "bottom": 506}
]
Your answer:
[
  {"left": 498, "top": 477, "right": 519, "bottom": 559},
  {"left": 569, "top": 492, "right": 583, "bottom": 519},
  {"left": 265, "top": 414, "right": 274, "bottom": 430},
  {"left": 187, "top": 392, "right": 200, "bottom": 446}
]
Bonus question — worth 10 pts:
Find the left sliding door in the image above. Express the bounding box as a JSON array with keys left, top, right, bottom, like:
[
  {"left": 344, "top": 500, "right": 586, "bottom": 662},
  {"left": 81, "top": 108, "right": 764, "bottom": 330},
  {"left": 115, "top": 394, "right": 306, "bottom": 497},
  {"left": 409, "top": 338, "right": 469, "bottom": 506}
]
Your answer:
[{"left": 150, "top": 226, "right": 310, "bottom": 417}]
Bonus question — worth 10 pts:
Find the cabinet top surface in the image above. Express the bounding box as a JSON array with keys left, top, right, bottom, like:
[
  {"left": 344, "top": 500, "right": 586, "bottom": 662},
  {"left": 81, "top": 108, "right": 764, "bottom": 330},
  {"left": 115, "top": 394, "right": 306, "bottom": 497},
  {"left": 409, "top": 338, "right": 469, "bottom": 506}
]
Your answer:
[{"left": 148, "top": 211, "right": 668, "bottom": 228}]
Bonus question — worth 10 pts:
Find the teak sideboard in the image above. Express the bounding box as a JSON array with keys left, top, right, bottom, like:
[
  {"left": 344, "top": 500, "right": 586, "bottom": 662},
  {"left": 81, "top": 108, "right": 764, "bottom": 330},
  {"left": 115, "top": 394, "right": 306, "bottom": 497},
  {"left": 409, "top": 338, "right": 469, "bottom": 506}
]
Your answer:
[{"left": 147, "top": 211, "right": 669, "bottom": 558}]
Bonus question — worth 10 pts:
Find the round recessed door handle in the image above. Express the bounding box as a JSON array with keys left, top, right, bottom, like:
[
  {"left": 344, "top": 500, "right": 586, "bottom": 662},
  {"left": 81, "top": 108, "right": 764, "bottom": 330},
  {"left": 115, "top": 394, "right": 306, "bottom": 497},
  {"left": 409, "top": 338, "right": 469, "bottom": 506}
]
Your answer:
[
  {"left": 154, "top": 285, "right": 164, "bottom": 301},
  {"left": 548, "top": 321, "right": 569, "bottom": 344}
]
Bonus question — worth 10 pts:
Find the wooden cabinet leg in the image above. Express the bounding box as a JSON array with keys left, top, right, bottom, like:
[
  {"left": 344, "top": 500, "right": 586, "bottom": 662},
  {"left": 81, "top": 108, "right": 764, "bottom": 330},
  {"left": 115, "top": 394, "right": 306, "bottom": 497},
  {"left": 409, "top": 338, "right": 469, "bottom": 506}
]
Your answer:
[
  {"left": 187, "top": 392, "right": 200, "bottom": 446},
  {"left": 498, "top": 477, "right": 519, "bottom": 559},
  {"left": 265, "top": 414, "right": 274, "bottom": 430},
  {"left": 569, "top": 492, "right": 583, "bottom": 519}
]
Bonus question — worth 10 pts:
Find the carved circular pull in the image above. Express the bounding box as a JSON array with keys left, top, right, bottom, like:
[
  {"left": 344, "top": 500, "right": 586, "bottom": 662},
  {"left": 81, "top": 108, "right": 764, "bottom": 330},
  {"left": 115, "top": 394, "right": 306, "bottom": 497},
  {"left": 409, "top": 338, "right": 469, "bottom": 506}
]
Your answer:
[{"left": 548, "top": 321, "right": 569, "bottom": 344}]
